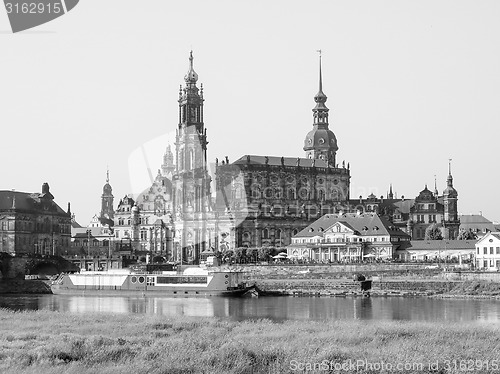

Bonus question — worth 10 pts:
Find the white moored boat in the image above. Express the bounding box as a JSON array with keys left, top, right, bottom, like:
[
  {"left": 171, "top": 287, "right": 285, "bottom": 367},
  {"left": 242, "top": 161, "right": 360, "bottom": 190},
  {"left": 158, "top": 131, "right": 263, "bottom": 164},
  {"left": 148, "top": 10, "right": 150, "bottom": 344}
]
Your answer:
[{"left": 51, "top": 266, "right": 251, "bottom": 297}]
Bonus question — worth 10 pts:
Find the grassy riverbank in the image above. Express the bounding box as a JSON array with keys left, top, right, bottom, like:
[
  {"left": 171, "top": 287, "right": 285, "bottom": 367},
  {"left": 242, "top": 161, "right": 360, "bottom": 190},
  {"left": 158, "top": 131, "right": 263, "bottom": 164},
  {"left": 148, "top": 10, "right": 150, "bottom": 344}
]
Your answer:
[{"left": 1, "top": 309, "right": 499, "bottom": 373}]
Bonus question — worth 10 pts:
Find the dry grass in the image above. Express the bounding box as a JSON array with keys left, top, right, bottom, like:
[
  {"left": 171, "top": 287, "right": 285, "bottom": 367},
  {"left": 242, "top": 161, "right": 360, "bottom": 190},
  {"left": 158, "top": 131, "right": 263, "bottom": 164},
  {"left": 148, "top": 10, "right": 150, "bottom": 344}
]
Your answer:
[{"left": 0, "top": 308, "right": 499, "bottom": 373}]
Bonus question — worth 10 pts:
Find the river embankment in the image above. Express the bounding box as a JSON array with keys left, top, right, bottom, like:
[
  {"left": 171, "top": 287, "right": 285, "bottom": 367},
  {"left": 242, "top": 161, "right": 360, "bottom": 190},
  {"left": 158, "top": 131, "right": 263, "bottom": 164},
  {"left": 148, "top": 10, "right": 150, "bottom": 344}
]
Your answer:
[
  {"left": 241, "top": 264, "right": 500, "bottom": 298},
  {"left": 0, "top": 309, "right": 499, "bottom": 374},
  {"left": 0, "top": 279, "right": 51, "bottom": 294}
]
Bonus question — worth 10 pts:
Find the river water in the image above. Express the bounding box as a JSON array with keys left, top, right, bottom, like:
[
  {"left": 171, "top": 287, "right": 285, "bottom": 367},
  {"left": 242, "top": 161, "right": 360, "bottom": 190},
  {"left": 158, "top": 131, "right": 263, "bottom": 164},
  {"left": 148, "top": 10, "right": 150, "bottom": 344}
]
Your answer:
[{"left": 1, "top": 295, "right": 500, "bottom": 323}]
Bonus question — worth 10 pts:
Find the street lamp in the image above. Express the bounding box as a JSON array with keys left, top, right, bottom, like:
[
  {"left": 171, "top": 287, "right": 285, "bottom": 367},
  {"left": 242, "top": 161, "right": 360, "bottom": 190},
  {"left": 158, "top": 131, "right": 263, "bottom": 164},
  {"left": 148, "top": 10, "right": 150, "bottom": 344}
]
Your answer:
[{"left": 86, "top": 229, "right": 91, "bottom": 257}]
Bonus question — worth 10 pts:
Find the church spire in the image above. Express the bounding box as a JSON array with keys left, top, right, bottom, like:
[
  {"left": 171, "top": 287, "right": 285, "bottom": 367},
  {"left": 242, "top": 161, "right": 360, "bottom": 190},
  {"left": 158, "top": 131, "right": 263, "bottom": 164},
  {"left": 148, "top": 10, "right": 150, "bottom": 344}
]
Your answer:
[
  {"left": 317, "top": 50, "right": 325, "bottom": 97},
  {"left": 184, "top": 50, "right": 198, "bottom": 85},
  {"left": 388, "top": 184, "right": 394, "bottom": 199},
  {"left": 447, "top": 158, "right": 454, "bottom": 187},
  {"left": 303, "top": 51, "right": 338, "bottom": 166}
]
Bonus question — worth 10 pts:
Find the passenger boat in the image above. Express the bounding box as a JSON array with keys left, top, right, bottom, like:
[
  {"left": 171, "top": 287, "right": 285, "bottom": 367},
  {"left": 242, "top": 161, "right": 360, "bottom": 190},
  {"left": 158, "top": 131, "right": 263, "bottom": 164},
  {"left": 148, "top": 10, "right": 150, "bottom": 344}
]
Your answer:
[{"left": 51, "top": 266, "right": 251, "bottom": 297}]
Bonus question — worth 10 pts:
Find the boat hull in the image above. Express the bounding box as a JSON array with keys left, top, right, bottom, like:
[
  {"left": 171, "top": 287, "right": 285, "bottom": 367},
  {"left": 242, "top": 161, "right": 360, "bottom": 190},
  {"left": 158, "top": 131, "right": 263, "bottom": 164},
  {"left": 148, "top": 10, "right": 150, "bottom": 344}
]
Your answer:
[
  {"left": 50, "top": 285, "right": 252, "bottom": 297},
  {"left": 51, "top": 270, "right": 251, "bottom": 297}
]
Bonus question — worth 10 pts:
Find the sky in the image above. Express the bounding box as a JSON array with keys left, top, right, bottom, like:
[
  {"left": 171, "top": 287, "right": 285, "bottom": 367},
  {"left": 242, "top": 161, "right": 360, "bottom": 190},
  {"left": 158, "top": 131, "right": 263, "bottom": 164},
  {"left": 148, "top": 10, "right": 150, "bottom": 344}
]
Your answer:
[{"left": 1, "top": 0, "right": 499, "bottom": 224}]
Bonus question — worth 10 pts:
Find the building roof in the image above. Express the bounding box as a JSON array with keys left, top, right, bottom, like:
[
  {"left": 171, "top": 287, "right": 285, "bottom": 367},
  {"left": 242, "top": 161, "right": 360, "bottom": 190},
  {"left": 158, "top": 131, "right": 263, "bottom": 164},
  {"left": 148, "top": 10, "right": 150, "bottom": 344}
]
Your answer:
[
  {"left": 72, "top": 226, "right": 111, "bottom": 238},
  {"left": 401, "top": 240, "right": 476, "bottom": 251},
  {"left": 294, "top": 212, "right": 410, "bottom": 239},
  {"left": 459, "top": 214, "right": 495, "bottom": 233},
  {"left": 231, "top": 155, "right": 332, "bottom": 168},
  {"left": 0, "top": 190, "right": 67, "bottom": 215}
]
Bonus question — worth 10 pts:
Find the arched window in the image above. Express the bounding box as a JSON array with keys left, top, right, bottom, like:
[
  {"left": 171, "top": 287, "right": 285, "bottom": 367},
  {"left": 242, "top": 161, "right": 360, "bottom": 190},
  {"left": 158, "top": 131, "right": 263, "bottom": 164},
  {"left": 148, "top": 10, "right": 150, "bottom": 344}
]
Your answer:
[
  {"left": 262, "top": 228, "right": 269, "bottom": 239},
  {"left": 190, "top": 150, "right": 194, "bottom": 170},
  {"left": 235, "top": 185, "right": 242, "bottom": 199},
  {"left": 318, "top": 189, "right": 325, "bottom": 201}
]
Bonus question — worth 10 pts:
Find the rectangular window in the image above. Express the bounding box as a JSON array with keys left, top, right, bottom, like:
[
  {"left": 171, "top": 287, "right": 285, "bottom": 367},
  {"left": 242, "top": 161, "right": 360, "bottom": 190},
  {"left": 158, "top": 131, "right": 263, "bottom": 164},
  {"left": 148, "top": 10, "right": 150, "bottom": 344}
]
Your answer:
[
  {"left": 491, "top": 247, "right": 494, "bottom": 255},
  {"left": 477, "top": 247, "right": 480, "bottom": 254},
  {"left": 484, "top": 260, "right": 488, "bottom": 268},
  {"left": 484, "top": 247, "right": 488, "bottom": 255},
  {"left": 497, "top": 247, "right": 500, "bottom": 255}
]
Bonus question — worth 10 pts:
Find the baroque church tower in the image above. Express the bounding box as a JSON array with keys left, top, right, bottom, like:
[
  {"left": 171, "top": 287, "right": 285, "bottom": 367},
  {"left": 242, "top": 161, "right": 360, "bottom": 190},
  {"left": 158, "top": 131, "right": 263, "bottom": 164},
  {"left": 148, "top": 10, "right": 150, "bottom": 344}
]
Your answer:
[
  {"left": 100, "top": 169, "right": 114, "bottom": 221},
  {"left": 172, "top": 52, "right": 213, "bottom": 263},
  {"left": 303, "top": 53, "right": 339, "bottom": 166},
  {"left": 443, "top": 160, "right": 459, "bottom": 239}
]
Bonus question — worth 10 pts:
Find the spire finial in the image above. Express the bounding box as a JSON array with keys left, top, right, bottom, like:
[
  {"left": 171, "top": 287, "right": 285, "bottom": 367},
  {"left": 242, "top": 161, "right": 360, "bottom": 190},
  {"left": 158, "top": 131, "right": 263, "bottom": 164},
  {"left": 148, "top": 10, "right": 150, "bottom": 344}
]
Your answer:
[
  {"left": 448, "top": 158, "right": 452, "bottom": 176},
  {"left": 11, "top": 190, "right": 16, "bottom": 209},
  {"left": 184, "top": 50, "right": 198, "bottom": 83},
  {"left": 106, "top": 166, "right": 109, "bottom": 183},
  {"left": 317, "top": 49, "right": 323, "bottom": 93}
]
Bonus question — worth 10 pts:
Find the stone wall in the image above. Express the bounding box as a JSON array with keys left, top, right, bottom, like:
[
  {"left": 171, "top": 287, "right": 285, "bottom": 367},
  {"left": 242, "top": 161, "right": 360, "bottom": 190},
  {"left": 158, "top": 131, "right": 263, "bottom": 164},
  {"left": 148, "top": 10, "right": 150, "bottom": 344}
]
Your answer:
[
  {"left": 441, "top": 271, "right": 500, "bottom": 282},
  {"left": 0, "top": 279, "right": 52, "bottom": 294}
]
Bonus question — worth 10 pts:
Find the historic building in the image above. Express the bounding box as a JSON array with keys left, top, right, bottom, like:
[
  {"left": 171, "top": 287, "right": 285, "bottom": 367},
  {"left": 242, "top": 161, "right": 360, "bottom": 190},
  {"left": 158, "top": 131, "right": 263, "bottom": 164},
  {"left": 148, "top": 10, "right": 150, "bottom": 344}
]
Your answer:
[
  {"left": 344, "top": 162, "right": 460, "bottom": 240},
  {"left": 170, "top": 51, "right": 218, "bottom": 263},
  {"left": 0, "top": 183, "right": 71, "bottom": 255},
  {"left": 287, "top": 212, "right": 410, "bottom": 262},
  {"left": 214, "top": 54, "right": 351, "bottom": 249},
  {"left": 475, "top": 232, "right": 500, "bottom": 270}
]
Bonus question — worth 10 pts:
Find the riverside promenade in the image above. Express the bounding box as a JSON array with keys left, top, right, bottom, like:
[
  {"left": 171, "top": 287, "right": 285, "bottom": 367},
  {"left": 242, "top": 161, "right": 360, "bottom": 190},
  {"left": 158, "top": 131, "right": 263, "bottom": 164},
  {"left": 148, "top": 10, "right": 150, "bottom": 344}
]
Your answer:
[{"left": 241, "top": 264, "right": 500, "bottom": 298}]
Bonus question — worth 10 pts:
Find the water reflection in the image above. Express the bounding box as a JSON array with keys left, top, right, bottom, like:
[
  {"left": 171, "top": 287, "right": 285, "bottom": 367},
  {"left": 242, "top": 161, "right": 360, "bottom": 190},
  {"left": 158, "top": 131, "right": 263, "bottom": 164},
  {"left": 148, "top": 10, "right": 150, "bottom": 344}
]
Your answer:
[{"left": 1, "top": 294, "right": 500, "bottom": 323}]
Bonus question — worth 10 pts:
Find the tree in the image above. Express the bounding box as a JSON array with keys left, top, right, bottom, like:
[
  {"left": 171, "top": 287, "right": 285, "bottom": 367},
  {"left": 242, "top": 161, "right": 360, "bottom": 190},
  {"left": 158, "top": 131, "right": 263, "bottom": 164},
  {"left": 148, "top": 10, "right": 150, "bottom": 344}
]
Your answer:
[
  {"left": 246, "top": 248, "right": 258, "bottom": 263},
  {"left": 425, "top": 223, "right": 443, "bottom": 240},
  {"left": 258, "top": 247, "right": 272, "bottom": 262},
  {"left": 233, "top": 247, "right": 247, "bottom": 263},
  {"left": 458, "top": 228, "right": 478, "bottom": 240}
]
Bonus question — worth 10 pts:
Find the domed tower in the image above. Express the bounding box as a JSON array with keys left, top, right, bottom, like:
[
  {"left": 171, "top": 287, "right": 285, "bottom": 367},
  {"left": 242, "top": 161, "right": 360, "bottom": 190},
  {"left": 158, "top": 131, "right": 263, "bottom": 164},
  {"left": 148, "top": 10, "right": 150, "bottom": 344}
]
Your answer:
[
  {"left": 100, "top": 169, "right": 114, "bottom": 220},
  {"left": 443, "top": 159, "right": 459, "bottom": 239},
  {"left": 304, "top": 52, "right": 338, "bottom": 166}
]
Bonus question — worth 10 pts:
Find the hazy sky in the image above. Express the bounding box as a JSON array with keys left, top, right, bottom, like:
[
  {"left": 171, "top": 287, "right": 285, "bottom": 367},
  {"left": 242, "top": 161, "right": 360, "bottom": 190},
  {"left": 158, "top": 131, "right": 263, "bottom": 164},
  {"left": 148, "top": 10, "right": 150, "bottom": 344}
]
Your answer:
[{"left": 1, "top": 0, "right": 499, "bottom": 224}]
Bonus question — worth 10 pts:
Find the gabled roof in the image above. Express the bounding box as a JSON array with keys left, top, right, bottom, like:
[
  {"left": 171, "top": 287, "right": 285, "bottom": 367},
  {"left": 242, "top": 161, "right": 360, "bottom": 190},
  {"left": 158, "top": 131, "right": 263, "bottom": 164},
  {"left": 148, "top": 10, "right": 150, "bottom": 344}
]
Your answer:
[
  {"left": 294, "top": 213, "right": 410, "bottom": 239},
  {"left": 475, "top": 232, "right": 500, "bottom": 245}
]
